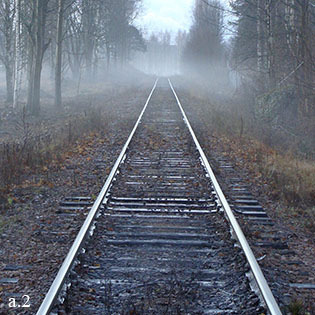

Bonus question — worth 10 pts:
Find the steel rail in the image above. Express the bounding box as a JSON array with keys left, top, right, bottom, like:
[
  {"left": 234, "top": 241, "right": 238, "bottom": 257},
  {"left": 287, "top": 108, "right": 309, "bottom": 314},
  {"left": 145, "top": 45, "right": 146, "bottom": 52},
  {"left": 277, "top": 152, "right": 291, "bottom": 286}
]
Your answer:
[
  {"left": 36, "top": 79, "right": 158, "bottom": 315},
  {"left": 168, "top": 78, "right": 282, "bottom": 315}
]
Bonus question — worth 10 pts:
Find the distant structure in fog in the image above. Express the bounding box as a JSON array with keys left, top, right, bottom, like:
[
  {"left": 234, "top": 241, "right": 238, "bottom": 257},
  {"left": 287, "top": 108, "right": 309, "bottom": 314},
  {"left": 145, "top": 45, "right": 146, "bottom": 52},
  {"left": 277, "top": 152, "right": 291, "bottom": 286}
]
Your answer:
[{"left": 132, "top": 30, "right": 187, "bottom": 76}]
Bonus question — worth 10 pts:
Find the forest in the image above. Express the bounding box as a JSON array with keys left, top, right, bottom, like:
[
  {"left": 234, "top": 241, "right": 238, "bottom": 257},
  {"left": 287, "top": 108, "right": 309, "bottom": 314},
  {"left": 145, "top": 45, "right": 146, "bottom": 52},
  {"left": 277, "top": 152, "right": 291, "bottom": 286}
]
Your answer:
[
  {"left": 0, "top": 0, "right": 313, "bottom": 146},
  {"left": 0, "top": 1, "right": 313, "bottom": 207},
  {"left": 0, "top": 0, "right": 145, "bottom": 113},
  {"left": 0, "top": 0, "right": 313, "bottom": 229},
  {"left": 0, "top": 0, "right": 313, "bottom": 121}
]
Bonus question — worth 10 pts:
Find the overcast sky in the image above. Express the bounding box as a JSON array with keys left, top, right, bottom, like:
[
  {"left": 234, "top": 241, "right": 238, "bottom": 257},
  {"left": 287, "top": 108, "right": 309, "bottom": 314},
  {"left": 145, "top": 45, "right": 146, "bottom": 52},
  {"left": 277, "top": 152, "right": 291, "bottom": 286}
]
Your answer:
[{"left": 136, "top": 0, "right": 231, "bottom": 36}]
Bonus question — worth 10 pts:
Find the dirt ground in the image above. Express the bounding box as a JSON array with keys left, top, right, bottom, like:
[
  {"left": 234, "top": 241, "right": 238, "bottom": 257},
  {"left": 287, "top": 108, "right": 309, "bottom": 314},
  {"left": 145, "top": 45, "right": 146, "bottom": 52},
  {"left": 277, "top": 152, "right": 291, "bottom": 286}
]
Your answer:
[
  {"left": 172, "top": 80, "right": 314, "bottom": 314},
  {"left": 0, "top": 75, "right": 314, "bottom": 314},
  {"left": 0, "top": 76, "right": 155, "bottom": 314}
]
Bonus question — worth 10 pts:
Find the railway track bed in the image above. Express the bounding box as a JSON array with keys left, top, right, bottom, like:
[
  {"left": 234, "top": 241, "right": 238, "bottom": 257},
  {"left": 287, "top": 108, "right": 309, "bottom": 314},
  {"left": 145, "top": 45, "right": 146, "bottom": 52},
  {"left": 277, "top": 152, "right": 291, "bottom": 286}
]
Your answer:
[
  {"left": 58, "top": 211, "right": 258, "bottom": 314},
  {"left": 36, "top": 79, "right": 283, "bottom": 314},
  {"left": 5, "top": 78, "right": 312, "bottom": 314},
  {"left": 172, "top": 83, "right": 315, "bottom": 312}
]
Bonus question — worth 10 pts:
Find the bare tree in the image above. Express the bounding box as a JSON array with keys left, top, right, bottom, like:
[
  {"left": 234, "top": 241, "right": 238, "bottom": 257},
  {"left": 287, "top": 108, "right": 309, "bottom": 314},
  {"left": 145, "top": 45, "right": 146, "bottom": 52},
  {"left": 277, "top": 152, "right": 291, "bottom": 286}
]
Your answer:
[
  {"left": 13, "top": 0, "right": 23, "bottom": 107},
  {"left": 230, "top": 0, "right": 314, "bottom": 123},
  {"left": 182, "top": 0, "right": 228, "bottom": 88},
  {"left": 55, "top": 0, "right": 64, "bottom": 108},
  {"left": 0, "top": 0, "right": 145, "bottom": 113},
  {"left": 24, "top": 0, "right": 51, "bottom": 115},
  {"left": 0, "top": 0, "right": 15, "bottom": 104}
]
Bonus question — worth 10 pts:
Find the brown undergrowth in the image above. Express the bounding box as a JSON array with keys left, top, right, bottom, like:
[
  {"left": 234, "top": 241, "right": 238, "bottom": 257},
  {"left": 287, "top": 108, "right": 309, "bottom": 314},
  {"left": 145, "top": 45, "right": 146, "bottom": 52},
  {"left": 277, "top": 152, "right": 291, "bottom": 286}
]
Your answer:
[
  {"left": 210, "top": 133, "right": 315, "bottom": 234},
  {"left": 179, "top": 82, "right": 315, "bottom": 235},
  {"left": 0, "top": 74, "right": 150, "bottom": 212},
  {"left": 0, "top": 105, "right": 108, "bottom": 207}
]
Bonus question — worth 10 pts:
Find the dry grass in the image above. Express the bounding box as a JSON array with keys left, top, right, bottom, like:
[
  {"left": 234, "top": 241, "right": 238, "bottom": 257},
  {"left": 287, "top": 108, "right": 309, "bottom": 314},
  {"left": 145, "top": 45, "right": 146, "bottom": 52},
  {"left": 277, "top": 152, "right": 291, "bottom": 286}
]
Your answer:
[
  {"left": 264, "top": 152, "right": 315, "bottom": 205},
  {"left": 262, "top": 152, "right": 315, "bottom": 233},
  {"left": 226, "top": 136, "right": 315, "bottom": 233},
  {"left": 214, "top": 133, "right": 315, "bottom": 205},
  {"left": 0, "top": 106, "right": 107, "bottom": 198},
  {"left": 179, "top": 81, "right": 315, "bottom": 234},
  {"left": 286, "top": 299, "right": 311, "bottom": 315},
  {"left": 207, "top": 129, "right": 315, "bottom": 234}
]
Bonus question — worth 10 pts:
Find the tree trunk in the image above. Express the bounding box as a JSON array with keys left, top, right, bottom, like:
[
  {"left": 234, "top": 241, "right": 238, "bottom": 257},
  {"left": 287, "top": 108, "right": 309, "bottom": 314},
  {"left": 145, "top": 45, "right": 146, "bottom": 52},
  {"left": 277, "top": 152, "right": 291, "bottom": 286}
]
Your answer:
[
  {"left": 265, "top": 0, "right": 275, "bottom": 86},
  {"left": 13, "top": 0, "right": 22, "bottom": 108},
  {"left": 2, "top": 0, "right": 14, "bottom": 104},
  {"left": 32, "top": 53, "right": 42, "bottom": 114},
  {"left": 82, "top": 0, "right": 95, "bottom": 80},
  {"left": 256, "top": 0, "right": 265, "bottom": 87},
  {"left": 285, "top": 0, "right": 294, "bottom": 46},
  {"left": 26, "top": 0, "right": 49, "bottom": 115},
  {"left": 106, "top": 43, "right": 111, "bottom": 70},
  {"left": 298, "top": 0, "right": 312, "bottom": 117},
  {"left": 27, "top": 43, "right": 34, "bottom": 112},
  {"left": 55, "top": 0, "right": 64, "bottom": 108},
  {"left": 256, "top": 0, "right": 263, "bottom": 72},
  {"left": 5, "top": 64, "right": 13, "bottom": 104}
]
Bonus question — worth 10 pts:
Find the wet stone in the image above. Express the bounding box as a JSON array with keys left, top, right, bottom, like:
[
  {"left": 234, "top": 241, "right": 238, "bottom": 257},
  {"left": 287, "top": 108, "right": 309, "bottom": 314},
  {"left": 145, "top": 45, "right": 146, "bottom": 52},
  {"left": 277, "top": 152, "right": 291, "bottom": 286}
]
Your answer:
[
  {"left": 289, "top": 283, "right": 315, "bottom": 289},
  {"left": 0, "top": 278, "right": 19, "bottom": 284},
  {"left": 55, "top": 83, "right": 266, "bottom": 314},
  {"left": 3, "top": 265, "right": 31, "bottom": 271}
]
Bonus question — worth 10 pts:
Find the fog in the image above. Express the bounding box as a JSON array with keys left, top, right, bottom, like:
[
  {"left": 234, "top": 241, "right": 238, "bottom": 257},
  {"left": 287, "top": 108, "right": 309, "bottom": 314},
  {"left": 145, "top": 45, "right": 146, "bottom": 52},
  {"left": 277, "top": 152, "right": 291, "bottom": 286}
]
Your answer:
[
  {"left": 0, "top": 0, "right": 312, "bottom": 156},
  {"left": 131, "top": 31, "right": 182, "bottom": 76},
  {"left": 132, "top": 42, "right": 181, "bottom": 76},
  {"left": 0, "top": 0, "right": 236, "bottom": 113}
]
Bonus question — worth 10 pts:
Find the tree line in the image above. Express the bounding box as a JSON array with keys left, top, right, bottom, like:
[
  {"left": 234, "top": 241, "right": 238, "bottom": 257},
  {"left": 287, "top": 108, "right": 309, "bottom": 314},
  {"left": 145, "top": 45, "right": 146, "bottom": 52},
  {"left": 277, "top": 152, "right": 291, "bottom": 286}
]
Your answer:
[
  {"left": 0, "top": 0, "right": 145, "bottom": 115},
  {"left": 181, "top": 0, "right": 314, "bottom": 126},
  {"left": 230, "top": 0, "right": 314, "bottom": 121},
  {"left": 182, "top": 0, "right": 229, "bottom": 90},
  {"left": 132, "top": 30, "right": 187, "bottom": 76}
]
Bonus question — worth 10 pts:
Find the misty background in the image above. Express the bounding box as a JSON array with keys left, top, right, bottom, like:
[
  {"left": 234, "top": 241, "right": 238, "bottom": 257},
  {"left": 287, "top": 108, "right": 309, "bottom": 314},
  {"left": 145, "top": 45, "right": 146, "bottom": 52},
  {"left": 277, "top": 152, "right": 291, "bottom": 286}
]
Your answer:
[
  {"left": 0, "top": 0, "right": 313, "bottom": 155},
  {"left": 0, "top": 2, "right": 314, "bottom": 313}
]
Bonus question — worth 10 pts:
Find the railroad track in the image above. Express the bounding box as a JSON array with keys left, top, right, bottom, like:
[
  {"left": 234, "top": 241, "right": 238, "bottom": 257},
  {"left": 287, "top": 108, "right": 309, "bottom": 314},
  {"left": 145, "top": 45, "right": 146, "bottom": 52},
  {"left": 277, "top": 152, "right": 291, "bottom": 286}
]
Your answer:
[{"left": 37, "top": 79, "right": 282, "bottom": 314}]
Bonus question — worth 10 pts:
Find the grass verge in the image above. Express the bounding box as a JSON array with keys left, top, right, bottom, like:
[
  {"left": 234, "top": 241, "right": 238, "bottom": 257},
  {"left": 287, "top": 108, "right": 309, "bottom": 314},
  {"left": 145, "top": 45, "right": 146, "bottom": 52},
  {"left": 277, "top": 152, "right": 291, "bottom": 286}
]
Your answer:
[
  {"left": 180, "top": 82, "right": 315, "bottom": 234},
  {"left": 0, "top": 105, "right": 107, "bottom": 204}
]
